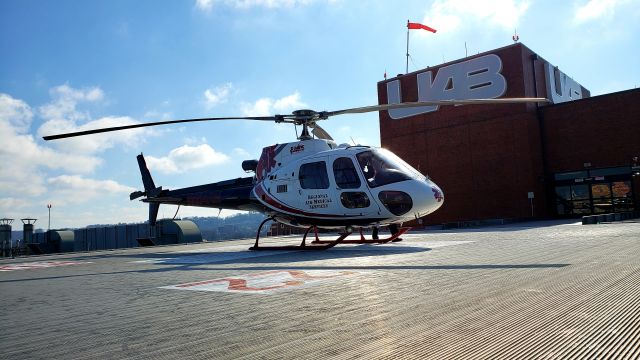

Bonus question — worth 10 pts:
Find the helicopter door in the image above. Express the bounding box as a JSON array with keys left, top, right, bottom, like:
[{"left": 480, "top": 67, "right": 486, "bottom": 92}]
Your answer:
[
  {"left": 331, "top": 156, "right": 378, "bottom": 216},
  {"left": 296, "top": 159, "right": 338, "bottom": 215}
]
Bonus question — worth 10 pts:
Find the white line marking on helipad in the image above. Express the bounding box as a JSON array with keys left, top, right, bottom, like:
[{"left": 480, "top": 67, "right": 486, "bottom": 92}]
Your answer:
[
  {"left": 160, "top": 270, "right": 361, "bottom": 294},
  {"left": 131, "top": 250, "right": 287, "bottom": 264},
  {"left": 0, "top": 261, "right": 91, "bottom": 272},
  {"left": 399, "top": 240, "right": 473, "bottom": 248}
]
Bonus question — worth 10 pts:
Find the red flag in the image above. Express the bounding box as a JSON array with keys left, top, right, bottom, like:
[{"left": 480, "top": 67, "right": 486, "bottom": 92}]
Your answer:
[{"left": 408, "top": 22, "right": 437, "bottom": 33}]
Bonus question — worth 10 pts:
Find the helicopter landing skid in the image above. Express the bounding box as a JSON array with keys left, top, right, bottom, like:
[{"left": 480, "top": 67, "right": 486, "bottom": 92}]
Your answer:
[
  {"left": 249, "top": 221, "right": 351, "bottom": 251},
  {"left": 311, "top": 227, "right": 411, "bottom": 245}
]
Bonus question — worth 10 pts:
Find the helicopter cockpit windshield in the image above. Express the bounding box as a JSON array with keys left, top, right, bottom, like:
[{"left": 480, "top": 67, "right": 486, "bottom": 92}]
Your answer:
[{"left": 356, "top": 149, "right": 425, "bottom": 188}]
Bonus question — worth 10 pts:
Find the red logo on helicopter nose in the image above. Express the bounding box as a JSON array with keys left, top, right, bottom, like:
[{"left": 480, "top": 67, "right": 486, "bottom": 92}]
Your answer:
[
  {"left": 290, "top": 144, "right": 304, "bottom": 154},
  {"left": 432, "top": 187, "right": 443, "bottom": 202}
]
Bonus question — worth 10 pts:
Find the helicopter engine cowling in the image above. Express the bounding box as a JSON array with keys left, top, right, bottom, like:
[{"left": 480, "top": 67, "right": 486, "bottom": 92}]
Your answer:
[{"left": 242, "top": 159, "right": 258, "bottom": 172}]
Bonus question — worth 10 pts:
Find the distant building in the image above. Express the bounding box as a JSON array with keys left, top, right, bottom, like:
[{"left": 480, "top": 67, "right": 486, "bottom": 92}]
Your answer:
[{"left": 29, "top": 219, "right": 202, "bottom": 253}]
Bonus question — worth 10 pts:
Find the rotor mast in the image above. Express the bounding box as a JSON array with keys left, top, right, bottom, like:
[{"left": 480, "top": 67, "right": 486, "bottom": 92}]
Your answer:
[{"left": 291, "top": 109, "right": 325, "bottom": 140}]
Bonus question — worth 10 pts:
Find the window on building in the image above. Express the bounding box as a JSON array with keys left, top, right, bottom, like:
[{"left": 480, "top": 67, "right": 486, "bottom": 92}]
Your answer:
[
  {"left": 555, "top": 184, "right": 592, "bottom": 215},
  {"left": 555, "top": 186, "right": 571, "bottom": 201},
  {"left": 554, "top": 169, "right": 636, "bottom": 216},
  {"left": 572, "top": 184, "right": 589, "bottom": 200},
  {"left": 333, "top": 157, "right": 361, "bottom": 189},
  {"left": 299, "top": 161, "right": 329, "bottom": 189},
  {"left": 591, "top": 183, "right": 612, "bottom": 213},
  {"left": 612, "top": 181, "right": 634, "bottom": 212}
]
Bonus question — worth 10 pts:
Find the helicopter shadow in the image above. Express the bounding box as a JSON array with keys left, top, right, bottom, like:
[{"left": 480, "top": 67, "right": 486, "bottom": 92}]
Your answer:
[{"left": 118, "top": 243, "right": 433, "bottom": 266}]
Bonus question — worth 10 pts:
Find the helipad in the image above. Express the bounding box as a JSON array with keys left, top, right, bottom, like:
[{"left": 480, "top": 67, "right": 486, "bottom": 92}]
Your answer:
[{"left": 1, "top": 220, "right": 639, "bottom": 359}]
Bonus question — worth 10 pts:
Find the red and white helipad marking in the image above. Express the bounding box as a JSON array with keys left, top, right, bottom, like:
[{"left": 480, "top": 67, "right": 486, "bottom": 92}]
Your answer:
[
  {"left": 160, "top": 270, "right": 360, "bottom": 294},
  {"left": 0, "top": 261, "right": 90, "bottom": 272}
]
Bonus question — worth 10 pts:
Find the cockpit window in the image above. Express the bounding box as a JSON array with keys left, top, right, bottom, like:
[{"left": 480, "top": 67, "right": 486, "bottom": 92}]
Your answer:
[
  {"left": 356, "top": 149, "right": 421, "bottom": 188},
  {"left": 333, "top": 157, "right": 361, "bottom": 189},
  {"left": 299, "top": 161, "right": 330, "bottom": 189}
]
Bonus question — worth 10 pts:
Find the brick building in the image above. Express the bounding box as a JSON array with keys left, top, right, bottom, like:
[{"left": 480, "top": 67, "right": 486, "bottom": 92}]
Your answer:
[{"left": 377, "top": 43, "right": 639, "bottom": 224}]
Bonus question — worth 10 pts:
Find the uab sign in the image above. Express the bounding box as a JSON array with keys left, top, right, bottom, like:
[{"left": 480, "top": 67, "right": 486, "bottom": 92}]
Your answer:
[
  {"left": 386, "top": 54, "right": 507, "bottom": 119},
  {"left": 386, "top": 53, "right": 584, "bottom": 119},
  {"left": 545, "top": 63, "right": 583, "bottom": 104}
]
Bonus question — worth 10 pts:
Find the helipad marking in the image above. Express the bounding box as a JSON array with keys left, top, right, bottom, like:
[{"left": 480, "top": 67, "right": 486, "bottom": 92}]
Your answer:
[
  {"left": 394, "top": 240, "right": 472, "bottom": 249},
  {"left": 132, "top": 250, "right": 286, "bottom": 264},
  {"left": 0, "top": 261, "right": 90, "bottom": 272},
  {"left": 160, "top": 270, "right": 360, "bottom": 294}
]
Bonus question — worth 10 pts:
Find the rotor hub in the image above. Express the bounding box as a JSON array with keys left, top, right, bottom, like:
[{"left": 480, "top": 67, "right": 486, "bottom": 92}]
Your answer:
[
  {"left": 292, "top": 109, "right": 317, "bottom": 117},
  {"left": 291, "top": 109, "right": 318, "bottom": 125}
]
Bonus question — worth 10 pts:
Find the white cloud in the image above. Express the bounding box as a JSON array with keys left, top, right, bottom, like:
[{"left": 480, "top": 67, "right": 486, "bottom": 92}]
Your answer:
[
  {"left": 38, "top": 115, "right": 146, "bottom": 154},
  {"left": 203, "top": 83, "right": 233, "bottom": 109},
  {"left": 230, "top": 0, "right": 312, "bottom": 9},
  {"left": 37, "top": 84, "right": 151, "bottom": 154},
  {"left": 232, "top": 147, "right": 252, "bottom": 159},
  {"left": 143, "top": 110, "right": 172, "bottom": 120},
  {"left": 273, "top": 92, "right": 306, "bottom": 111},
  {"left": 573, "top": 0, "right": 630, "bottom": 24},
  {"left": 145, "top": 144, "right": 230, "bottom": 174},
  {"left": 0, "top": 88, "right": 157, "bottom": 228},
  {"left": 426, "top": 0, "right": 531, "bottom": 34},
  {"left": 0, "top": 94, "right": 33, "bottom": 133},
  {"left": 39, "top": 84, "right": 104, "bottom": 121},
  {"left": 195, "top": 0, "right": 314, "bottom": 11},
  {"left": 241, "top": 91, "right": 306, "bottom": 116},
  {"left": 0, "top": 93, "right": 102, "bottom": 197},
  {"left": 184, "top": 136, "right": 209, "bottom": 145},
  {"left": 0, "top": 197, "right": 31, "bottom": 211},
  {"left": 47, "top": 175, "right": 136, "bottom": 204},
  {"left": 195, "top": 0, "right": 214, "bottom": 11}
]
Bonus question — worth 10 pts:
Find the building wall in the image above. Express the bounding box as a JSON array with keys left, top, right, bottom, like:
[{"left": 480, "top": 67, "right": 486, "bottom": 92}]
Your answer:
[
  {"left": 378, "top": 44, "right": 554, "bottom": 224},
  {"left": 542, "top": 88, "right": 640, "bottom": 173},
  {"left": 541, "top": 88, "right": 640, "bottom": 210},
  {"left": 376, "top": 43, "right": 637, "bottom": 224}
]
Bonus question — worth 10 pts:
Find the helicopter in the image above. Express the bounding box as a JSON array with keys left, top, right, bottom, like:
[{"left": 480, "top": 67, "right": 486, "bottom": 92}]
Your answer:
[{"left": 44, "top": 98, "right": 548, "bottom": 250}]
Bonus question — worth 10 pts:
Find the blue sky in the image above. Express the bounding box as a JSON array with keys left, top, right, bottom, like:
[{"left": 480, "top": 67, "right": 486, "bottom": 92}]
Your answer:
[{"left": 1, "top": 0, "right": 638, "bottom": 228}]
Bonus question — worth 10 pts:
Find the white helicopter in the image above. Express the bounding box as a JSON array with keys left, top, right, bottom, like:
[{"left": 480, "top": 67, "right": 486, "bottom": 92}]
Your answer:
[{"left": 44, "top": 98, "right": 547, "bottom": 250}]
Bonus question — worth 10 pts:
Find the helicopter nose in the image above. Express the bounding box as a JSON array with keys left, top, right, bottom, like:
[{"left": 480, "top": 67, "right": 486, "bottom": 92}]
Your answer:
[
  {"left": 415, "top": 180, "right": 444, "bottom": 215},
  {"left": 430, "top": 183, "right": 444, "bottom": 208}
]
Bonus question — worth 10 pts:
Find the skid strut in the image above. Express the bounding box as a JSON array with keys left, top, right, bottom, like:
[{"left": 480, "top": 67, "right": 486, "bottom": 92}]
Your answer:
[
  {"left": 250, "top": 222, "right": 351, "bottom": 251},
  {"left": 312, "top": 227, "right": 411, "bottom": 244}
]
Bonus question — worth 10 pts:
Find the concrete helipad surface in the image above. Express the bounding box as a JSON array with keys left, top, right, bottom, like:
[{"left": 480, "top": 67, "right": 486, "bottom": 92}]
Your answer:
[{"left": 1, "top": 220, "right": 639, "bottom": 359}]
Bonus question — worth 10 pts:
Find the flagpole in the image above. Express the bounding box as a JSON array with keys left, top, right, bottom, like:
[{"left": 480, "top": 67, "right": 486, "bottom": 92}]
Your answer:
[{"left": 406, "top": 20, "right": 410, "bottom": 74}]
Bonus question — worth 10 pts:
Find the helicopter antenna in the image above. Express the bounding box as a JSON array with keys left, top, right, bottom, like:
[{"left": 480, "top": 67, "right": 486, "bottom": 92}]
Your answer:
[{"left": 350, "top": 136, "right": 356, "bottom": 145}]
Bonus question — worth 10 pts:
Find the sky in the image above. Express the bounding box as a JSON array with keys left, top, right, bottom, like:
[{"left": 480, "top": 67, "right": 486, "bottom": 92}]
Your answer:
[{"left": 1, "top": 0, "right": 639, "bottom": 229}]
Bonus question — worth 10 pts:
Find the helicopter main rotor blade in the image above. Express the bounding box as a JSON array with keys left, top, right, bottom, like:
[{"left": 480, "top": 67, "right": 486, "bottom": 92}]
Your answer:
[
  {"left": 42, "top": 115, "right": 285, "bottom": 141},
  {"left": 310, "top": 123, "right": 333, "bottom": 141},
  {"left": 325, "top": 98, "right": 550, "bottom": 117}
]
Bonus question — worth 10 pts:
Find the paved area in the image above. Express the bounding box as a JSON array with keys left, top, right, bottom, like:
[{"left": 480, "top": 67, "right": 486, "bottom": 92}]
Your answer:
[{"left": 1, "top": 221, "right": 639, "bottom": 359}]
